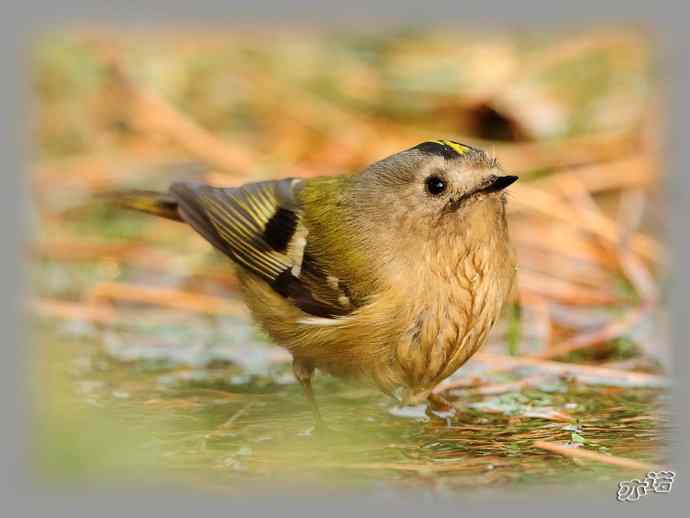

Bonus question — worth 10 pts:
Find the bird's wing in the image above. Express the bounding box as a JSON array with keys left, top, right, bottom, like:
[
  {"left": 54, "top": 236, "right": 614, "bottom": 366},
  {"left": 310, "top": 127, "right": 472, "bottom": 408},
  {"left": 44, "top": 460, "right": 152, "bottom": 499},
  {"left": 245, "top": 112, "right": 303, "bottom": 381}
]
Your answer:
[{"left": 170, "top": 179, "right": 354, "bottom": 319}]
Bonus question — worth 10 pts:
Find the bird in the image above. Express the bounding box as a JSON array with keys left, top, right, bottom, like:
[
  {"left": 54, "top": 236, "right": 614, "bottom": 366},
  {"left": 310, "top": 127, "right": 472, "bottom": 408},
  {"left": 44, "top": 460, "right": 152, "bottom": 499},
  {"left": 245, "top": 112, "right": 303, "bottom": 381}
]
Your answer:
[{"left": 106, "top": 139, "right": 518, "bottom": 424}]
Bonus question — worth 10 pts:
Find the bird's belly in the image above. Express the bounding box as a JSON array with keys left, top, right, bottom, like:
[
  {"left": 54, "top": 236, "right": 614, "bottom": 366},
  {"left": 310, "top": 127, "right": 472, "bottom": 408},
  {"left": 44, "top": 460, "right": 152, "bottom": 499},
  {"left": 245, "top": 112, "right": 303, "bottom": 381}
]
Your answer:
[
  {"left": 391, "top": 265, "right": 514, "bottom": 402},
  {"left": 238, "top": 239, "right": 515, "bottom": 403},
  {"left": 391, "top": 314, "right": 485, "bottom": 404}
]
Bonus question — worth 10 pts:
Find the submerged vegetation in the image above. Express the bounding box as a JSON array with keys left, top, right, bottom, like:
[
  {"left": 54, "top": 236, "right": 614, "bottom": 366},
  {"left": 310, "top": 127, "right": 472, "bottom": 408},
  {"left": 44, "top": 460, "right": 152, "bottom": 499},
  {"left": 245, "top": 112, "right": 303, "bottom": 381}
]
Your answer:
[{"left": 30, "top": 27, "right": 669, "bottom": 495}]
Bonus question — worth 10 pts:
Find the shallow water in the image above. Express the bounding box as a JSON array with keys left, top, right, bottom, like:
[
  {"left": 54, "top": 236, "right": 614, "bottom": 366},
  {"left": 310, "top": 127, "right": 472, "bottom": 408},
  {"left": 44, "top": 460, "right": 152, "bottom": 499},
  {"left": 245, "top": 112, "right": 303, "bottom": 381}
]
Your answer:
[{"left": 33, "top": 315, "right": 669, "bottom": 496}]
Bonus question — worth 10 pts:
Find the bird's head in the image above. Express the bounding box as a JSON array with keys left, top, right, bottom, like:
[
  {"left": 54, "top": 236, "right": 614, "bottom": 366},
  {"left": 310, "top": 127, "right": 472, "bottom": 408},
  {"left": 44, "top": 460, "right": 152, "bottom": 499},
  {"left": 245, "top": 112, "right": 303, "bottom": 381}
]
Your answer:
[{"left": 352, "top": 139, "right": 518, "bottom": 236}]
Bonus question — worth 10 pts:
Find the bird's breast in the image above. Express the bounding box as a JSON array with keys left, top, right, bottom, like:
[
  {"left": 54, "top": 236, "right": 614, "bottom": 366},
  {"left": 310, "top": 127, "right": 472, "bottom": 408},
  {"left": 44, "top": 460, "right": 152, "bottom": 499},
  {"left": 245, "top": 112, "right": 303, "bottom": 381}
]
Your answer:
[{"left": 391, "top": 233, "right": 515, "bottom": 403}]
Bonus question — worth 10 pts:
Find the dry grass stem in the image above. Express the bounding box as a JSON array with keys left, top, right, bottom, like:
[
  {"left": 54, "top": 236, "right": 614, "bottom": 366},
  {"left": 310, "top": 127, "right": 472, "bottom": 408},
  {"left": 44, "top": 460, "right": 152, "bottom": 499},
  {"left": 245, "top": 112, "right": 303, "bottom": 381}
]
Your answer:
[
  {"left": 89, "top": 281, "right": 247, "bottom": 316},
  {"left": 533, "top": 440, "right": 659, "bottom": 471}
]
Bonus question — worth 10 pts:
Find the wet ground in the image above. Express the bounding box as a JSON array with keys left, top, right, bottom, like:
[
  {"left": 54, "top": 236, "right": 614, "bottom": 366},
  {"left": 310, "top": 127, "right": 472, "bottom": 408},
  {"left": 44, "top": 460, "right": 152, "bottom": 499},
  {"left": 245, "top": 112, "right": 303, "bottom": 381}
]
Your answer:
[{"left": 32, "top": 311, "right": 669, "bottom": 496}]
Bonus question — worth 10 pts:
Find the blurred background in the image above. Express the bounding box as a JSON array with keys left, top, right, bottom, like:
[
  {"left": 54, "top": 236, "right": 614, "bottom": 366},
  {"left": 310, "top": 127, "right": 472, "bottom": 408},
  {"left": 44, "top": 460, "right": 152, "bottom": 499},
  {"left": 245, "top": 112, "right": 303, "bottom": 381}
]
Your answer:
[{"left": 29, "top": 26, "right": 669, "bottom": 494}]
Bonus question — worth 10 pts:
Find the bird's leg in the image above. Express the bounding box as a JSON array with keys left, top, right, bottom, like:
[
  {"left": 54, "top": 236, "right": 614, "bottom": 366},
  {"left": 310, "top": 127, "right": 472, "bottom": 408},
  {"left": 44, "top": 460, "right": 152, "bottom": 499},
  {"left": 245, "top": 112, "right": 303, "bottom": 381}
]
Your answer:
[{"left": 293, "top": 360, "right": 323, "bottom": 425}]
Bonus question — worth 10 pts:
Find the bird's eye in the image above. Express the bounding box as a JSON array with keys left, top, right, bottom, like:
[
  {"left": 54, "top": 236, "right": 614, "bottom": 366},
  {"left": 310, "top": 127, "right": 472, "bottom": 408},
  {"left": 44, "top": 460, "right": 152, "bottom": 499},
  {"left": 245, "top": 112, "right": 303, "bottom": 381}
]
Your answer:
[{"left": 425, "top": 175, "right": 447, "bottom": 196}]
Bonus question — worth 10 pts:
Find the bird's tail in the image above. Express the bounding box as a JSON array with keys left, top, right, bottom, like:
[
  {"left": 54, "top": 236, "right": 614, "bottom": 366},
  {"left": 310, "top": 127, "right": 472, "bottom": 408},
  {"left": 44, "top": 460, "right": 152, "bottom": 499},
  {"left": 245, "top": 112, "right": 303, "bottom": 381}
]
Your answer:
[{"left": 99, "top": 190, "right": 183, "bottom": 222}]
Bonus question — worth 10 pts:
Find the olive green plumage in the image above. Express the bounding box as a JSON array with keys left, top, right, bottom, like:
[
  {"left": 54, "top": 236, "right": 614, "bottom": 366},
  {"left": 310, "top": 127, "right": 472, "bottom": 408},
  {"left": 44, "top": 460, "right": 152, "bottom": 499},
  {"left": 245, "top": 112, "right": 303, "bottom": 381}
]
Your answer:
[{"left": 107, "top": 140, "right": 519, "bottom": 421}]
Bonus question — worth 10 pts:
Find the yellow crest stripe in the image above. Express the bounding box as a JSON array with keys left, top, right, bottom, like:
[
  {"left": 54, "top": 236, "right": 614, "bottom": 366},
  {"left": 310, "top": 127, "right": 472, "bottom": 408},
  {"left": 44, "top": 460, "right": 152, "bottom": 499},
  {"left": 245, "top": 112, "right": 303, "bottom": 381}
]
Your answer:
[{"left": 433, "top": 139, "right": 470, "bottom": 155}]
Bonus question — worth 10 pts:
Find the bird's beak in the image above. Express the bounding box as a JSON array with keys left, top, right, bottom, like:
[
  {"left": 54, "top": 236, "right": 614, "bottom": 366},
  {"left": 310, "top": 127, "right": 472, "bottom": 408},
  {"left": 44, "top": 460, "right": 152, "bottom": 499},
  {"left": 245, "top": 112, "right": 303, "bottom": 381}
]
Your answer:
[
  {"left": 482, "top": 175, "right": 519, "bottom": 194},
  {"left": 443, "top": 175, "right": 519, "bottom": 214}
]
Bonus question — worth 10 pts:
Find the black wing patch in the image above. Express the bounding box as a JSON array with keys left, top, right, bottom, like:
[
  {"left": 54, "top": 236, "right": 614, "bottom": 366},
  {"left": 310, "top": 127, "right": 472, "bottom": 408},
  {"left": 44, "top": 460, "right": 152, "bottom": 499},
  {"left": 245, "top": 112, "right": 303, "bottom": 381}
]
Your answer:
[
  {"left": 169, "top": 179, "right": 353, "bottom": 319},
  {"left": 263, "top": 208, "right": 298, "bottom": 252}
]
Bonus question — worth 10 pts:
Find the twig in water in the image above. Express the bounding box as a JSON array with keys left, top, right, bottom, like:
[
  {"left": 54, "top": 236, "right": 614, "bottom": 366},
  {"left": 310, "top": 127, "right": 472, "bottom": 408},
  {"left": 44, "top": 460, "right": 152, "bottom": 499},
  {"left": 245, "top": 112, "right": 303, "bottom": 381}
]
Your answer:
[
  {"left": 434, "top": 375, "right": 545, "bottom": 396},
  {"left": 318, "top": 457, "right": 507, "bottom": 473},
  {"left": 220, "top": 402, "right": 256, "bottom": 429},
  {"left": 533, "top": 440, "right": 660, "bottom": 471},
  {"left": 475, "top": 352, "right": 668, "bottom": 388}
]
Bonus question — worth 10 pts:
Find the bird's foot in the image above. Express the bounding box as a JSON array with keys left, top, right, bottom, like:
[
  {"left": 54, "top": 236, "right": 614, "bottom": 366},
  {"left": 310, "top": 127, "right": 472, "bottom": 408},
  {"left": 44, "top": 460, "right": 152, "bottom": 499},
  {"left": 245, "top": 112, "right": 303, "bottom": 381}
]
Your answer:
[{"left": 426, "top": 393, "right": 458, "bottom": 422}]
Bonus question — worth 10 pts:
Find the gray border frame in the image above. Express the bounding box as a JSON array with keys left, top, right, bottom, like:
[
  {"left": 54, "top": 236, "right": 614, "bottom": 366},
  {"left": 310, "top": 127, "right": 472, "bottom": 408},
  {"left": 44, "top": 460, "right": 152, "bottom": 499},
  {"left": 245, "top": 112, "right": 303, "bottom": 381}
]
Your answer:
[{"left": 2, "top": 1, "right": 687, "bottom": 515}]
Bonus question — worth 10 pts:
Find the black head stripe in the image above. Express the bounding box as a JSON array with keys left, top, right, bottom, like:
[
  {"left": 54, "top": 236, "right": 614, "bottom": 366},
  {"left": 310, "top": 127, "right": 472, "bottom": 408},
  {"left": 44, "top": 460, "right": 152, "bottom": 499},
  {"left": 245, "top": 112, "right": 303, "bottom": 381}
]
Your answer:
[{"left": 412, "top": 139, "right": 477, "bottom": 159}]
